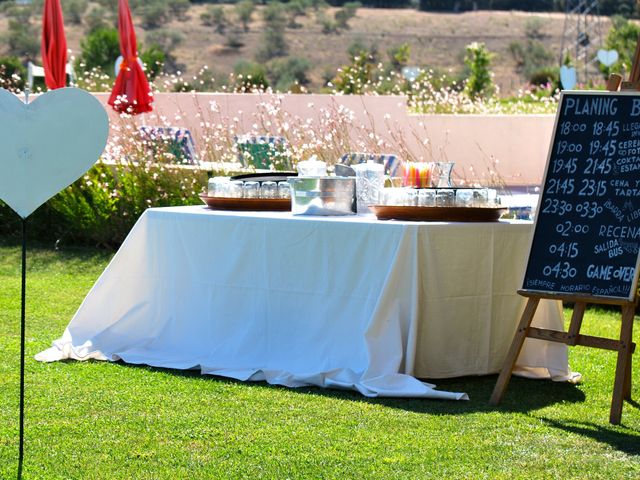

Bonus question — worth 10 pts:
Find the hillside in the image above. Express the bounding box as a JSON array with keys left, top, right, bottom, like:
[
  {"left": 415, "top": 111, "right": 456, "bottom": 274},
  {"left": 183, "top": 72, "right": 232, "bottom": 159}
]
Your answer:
[{"left": 0, "top": 4, "right": 614, "bottom": 94}]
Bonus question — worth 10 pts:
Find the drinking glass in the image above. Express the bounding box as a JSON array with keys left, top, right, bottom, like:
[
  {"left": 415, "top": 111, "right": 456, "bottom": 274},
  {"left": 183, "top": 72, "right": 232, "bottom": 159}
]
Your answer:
[
  {"left": 418, "top": 189, "right": 436, "bottom": 206},
  {"left": 277, "top": 181, "right": 291, "bottom": 199},
  {"left": 436, "top": 189, "right": 455, "bottom": 206},
  {"left": 456, "top": 189, "right": 474, "bottom": 207},
  {"left": 227, "top": 180, "right": 243, "bottom": 198},
  {"left": 261, "top": 181, "right": 278, "bottom": 199},
  {"left": 242, "top": 181, "right": 260, "bottom": 198}
]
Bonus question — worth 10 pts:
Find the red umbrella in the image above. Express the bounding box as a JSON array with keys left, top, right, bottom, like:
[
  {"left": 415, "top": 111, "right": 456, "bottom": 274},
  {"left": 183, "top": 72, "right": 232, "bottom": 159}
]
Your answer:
[
  {"left": 108, "top": 0, "right": 153, "bottom": 114},
  {"left": 41, "top": 0, "right": 67, "bottom": 90}
]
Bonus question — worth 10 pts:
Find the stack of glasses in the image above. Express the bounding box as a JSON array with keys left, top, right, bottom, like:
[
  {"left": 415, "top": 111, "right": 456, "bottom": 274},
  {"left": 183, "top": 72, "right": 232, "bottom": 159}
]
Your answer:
[
  {"left": 379, "top": 187, "right": 498, "bottom": 207},
  {"left": 208, "top": 177, "right": 291, "bottom": 199}
]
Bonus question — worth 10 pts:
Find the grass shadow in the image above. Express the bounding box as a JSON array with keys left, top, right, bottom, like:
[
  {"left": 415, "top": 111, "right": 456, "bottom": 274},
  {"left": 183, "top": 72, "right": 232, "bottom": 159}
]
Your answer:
[
  {"left": 112, "top": 360, "right": 585, "bottom": 416},
  {"left": 538, "top": 417, "right": 640, "bottom": 456}
]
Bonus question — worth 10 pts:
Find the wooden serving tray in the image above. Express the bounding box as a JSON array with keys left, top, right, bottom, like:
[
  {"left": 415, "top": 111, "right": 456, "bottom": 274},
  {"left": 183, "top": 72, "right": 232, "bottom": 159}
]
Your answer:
[
  {"left": 200, "top": 194, "right": 291, "bottom": 212},
  {"left": 370, "top": 205, "right": 507, "bottom": 222}
]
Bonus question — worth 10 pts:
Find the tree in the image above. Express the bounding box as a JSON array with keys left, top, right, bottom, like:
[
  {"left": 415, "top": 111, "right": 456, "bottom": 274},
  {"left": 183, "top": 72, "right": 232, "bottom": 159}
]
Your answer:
[
  {"left": 235, "top": 0, "right": 255, "bottom": 33},
  {"left": 601, "top": 16, "right": 640, "bottom": 79},
  {"left": 463, "top": 42, "right": 494, "bottom": 99},
  {"left": 256, "top": 3, "right": 288, "bottom": 63}
]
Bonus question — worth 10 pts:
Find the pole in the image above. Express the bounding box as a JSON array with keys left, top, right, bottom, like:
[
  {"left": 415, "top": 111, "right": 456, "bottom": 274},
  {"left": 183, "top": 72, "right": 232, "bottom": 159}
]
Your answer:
[
  {"left": 18, "top": 219, "right": 26, "bottom": 480},
  {"left": 17, "top": 86, "right": 29, "bottom": 480}
]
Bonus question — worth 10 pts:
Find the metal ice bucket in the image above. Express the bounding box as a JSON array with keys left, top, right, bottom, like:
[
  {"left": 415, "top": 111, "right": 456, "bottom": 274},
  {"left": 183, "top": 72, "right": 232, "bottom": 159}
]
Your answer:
[{"left": 288, "top": 176, "right": 356, "bottom": 215}]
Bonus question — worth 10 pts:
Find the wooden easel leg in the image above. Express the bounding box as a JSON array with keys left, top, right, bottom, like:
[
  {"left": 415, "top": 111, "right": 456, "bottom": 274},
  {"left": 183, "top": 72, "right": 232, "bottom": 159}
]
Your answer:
[
  {"left": 610, "top": 305, "right": 635, "bottom": 425},
  {"left": 624, "top": 351, "right": 632, "bottom": 401},
  {"left": 489, "top": 297, "right": 540, "bottom": 406}
]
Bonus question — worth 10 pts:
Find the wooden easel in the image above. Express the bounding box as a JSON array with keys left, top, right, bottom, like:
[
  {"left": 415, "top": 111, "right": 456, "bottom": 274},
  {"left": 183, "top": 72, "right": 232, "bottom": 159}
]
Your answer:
[
  {"left": 489, "top": 291, "right": 636, "bottom": 424},
  {"left": 490, "top": 46, "right": 640, "bottom": 425}
]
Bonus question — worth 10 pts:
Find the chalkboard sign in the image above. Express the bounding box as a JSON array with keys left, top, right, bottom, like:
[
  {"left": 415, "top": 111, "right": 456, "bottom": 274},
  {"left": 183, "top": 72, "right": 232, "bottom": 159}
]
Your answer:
[{"left": 523, "top": 91, "right": 640, "bottom": 300}]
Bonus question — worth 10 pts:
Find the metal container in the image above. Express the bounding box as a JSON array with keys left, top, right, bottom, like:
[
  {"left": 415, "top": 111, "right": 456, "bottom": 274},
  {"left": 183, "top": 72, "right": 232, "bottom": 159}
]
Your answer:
[{"left": 289, "top": 176, "right": 356, "bottom": 215}]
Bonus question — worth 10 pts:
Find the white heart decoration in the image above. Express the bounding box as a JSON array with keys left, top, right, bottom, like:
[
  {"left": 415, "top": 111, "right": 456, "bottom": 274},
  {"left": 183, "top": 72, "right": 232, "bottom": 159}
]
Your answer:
[
  {"left": 0, "top": 87, "right": 109, "bottom": 218},
  {"left": 597, "top": 49, "right": 619, "bottom": 67},
  {"left": 560, "top": 65, "right": 577, "bottom": 90}
]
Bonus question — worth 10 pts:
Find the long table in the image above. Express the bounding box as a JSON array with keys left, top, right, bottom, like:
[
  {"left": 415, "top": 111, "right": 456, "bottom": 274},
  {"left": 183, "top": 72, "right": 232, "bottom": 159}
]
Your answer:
[{"left": 37, "top": 206, "right": 573, "bottom": 399}]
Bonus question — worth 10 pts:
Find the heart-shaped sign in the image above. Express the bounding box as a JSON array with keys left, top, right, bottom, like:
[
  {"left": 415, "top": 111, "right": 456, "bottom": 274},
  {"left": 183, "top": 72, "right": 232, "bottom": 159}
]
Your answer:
[
  {"left": 0, "top": 88, "right": 109, "bottom": 218},
  {"left": 560, "top": 65, "right": 577, "bottom": 90},
  {"left": 597, "top": 49, "right": 619, "bottom": 67}
]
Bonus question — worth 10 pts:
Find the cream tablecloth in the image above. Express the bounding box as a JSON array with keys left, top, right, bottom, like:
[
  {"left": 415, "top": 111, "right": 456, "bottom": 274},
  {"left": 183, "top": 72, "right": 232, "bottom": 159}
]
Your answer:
[{"left": 37, "top": 206, "right": 572, "bottom": 399}]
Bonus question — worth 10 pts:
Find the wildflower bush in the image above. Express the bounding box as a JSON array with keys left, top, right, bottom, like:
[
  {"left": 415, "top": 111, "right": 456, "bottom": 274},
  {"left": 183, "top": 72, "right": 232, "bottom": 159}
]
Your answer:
[{"left": 48, "top": 161, "right": 207, "bottom": 248}]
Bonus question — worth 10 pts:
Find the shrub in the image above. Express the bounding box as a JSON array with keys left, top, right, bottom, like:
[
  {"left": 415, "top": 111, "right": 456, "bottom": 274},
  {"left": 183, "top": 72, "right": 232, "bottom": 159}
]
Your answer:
[
  {"left": 202, "top": 6, "right": 227, "bottom": 34},
  {"left": 76, "top": 27, "right": 120, "bottom": 76},
  {"left": 235, "top": 0, "right": 255, "bottom": 32},
  {"left": 464, "top": 42, "right": 494, "bottom": 99},
  {"left": 601, "top": 15, "right": 640, "bottom": 79},
  {"left": 84, "top": 6, "right": 112, "bottom": 34},
  {"left": 509, "top": 40, "right": 555, "bottom": 81},
  {"left": 268, "top": 56, "right": 311, "bottom": 92},
  {"left": 145, "top": 29, "right": 185, "bottom": 73},
  {"left": 335, "top": 1, "right": 360, "bottom": 30},
  {"left": 5, "top": 19, "right": 39, "bottom": 61},
  {"left": 62, "top": 0, "right": 89, "bottom": 26},
  {"left": 140, "top": 45, "right": 165, "bottom": 81},
  {"left": 528, "top": 67, "right": 559, "bottom": 89},
  {"left": 47, "top": 161, "right": 206, "bottom": 248},
  {"left": 139, "top": 0, "right": 170, "bottom": 29},
  {"left": 233, "top": 60, "right": 270, "bottom": 92},
  {"left": 0, "top": 56, "right": 26, "bottom": 92},
  {"left": 256, "top": 2, "right": 288, "bottom": 63},
  {"left": 168, "top": 0, "right": 190, "bottom": 22}
]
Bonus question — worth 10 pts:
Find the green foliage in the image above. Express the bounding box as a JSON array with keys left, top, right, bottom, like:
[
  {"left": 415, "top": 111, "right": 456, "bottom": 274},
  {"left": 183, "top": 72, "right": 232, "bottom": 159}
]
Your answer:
[
  {"left": 47, "top": 162, "right": 206, "bottom": 248},
  {"left": 387, "top": 43, "right": 410, "bottom": 71},
  {"left": 528, "top": 66, "right": 559, "bottom": 88},
  {"left": 601, "top": 16, "right": 640, "bottom": 79},
  {"left": 285, "top": 0, "right": 309, "bottom": 29},
  {"left": 335, "top": 1, "right": 360, "bottom": 30},
  {"left": 524, "top": 16, "right": 546, "bottom": 40},
  {"left": 0, "top": 55, "right": 26, "bottom": 92},
  {"left": 84, "top": 5, "right": 112, "bottom": 34},
  {"left": 268, "top": 56, "right": 311, "bottom": 91},
  {"left": 139, "top": 45, "right": 165, "bottom": 81},
  {"left": 233, "top": 60, "right": 270, "bottom": 92},
  {"left": 202, "top": 6, "right": 228, "bottom": 34},
  {"left": 5, "top": 19, "right": 39, "bottom": 61},
  {"left": 76, "top": 27, "right": 120, "bottom": 76},
  {"left": 62, "top": 0, "right": 89, "bottom": 26},
  {"left": 235, "top": 0, "right": 255, "bottom": 32},
  {"left": 509, "top": 40, "right": 555, "bottom": 82},
  {"left": 145, "top": 28, "right": 185, "bottom": 73},
  {"left": 224, "top": 28, "right": 245, "bottom": 50},
  {"left": 168, "top": 0, "right": 190, "bottom": 22},
  {"left": 139, "top": 0, "right": 170, "bottom": 29},
  {"left": 463, "top": 42, "right": 494, "bottom": 99},
  {"left": 256, "top": 3, "right": 288, "bottom": 63},
  {"left": 331, "top": 48, "right": 376, "bottom": 94}
]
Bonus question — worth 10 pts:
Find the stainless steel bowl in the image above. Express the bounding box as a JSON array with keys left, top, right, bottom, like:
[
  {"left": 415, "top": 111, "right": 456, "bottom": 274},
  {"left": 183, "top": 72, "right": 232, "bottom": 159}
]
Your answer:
[{"left": 288, "top": 176, "right": 356, "bottom": 215}]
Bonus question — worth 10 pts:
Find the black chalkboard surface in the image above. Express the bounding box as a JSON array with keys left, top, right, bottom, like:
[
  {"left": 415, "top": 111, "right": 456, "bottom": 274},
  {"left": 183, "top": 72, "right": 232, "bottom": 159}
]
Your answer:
[{"left": 523, "top": 91, "right": 640, "bottom": 300}]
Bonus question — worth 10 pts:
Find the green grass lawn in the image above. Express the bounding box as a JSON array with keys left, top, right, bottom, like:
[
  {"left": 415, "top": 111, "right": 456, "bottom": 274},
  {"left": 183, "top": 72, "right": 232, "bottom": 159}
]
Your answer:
[{"left": 0, "top": 241, "right": 639, "bottom": 479}]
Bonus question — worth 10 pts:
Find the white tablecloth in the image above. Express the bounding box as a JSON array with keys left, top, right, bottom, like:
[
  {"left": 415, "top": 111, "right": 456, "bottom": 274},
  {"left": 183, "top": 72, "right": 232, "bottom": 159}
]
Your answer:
[{"left": 37, "top": 206, "right": 573, "bottom": 400}]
